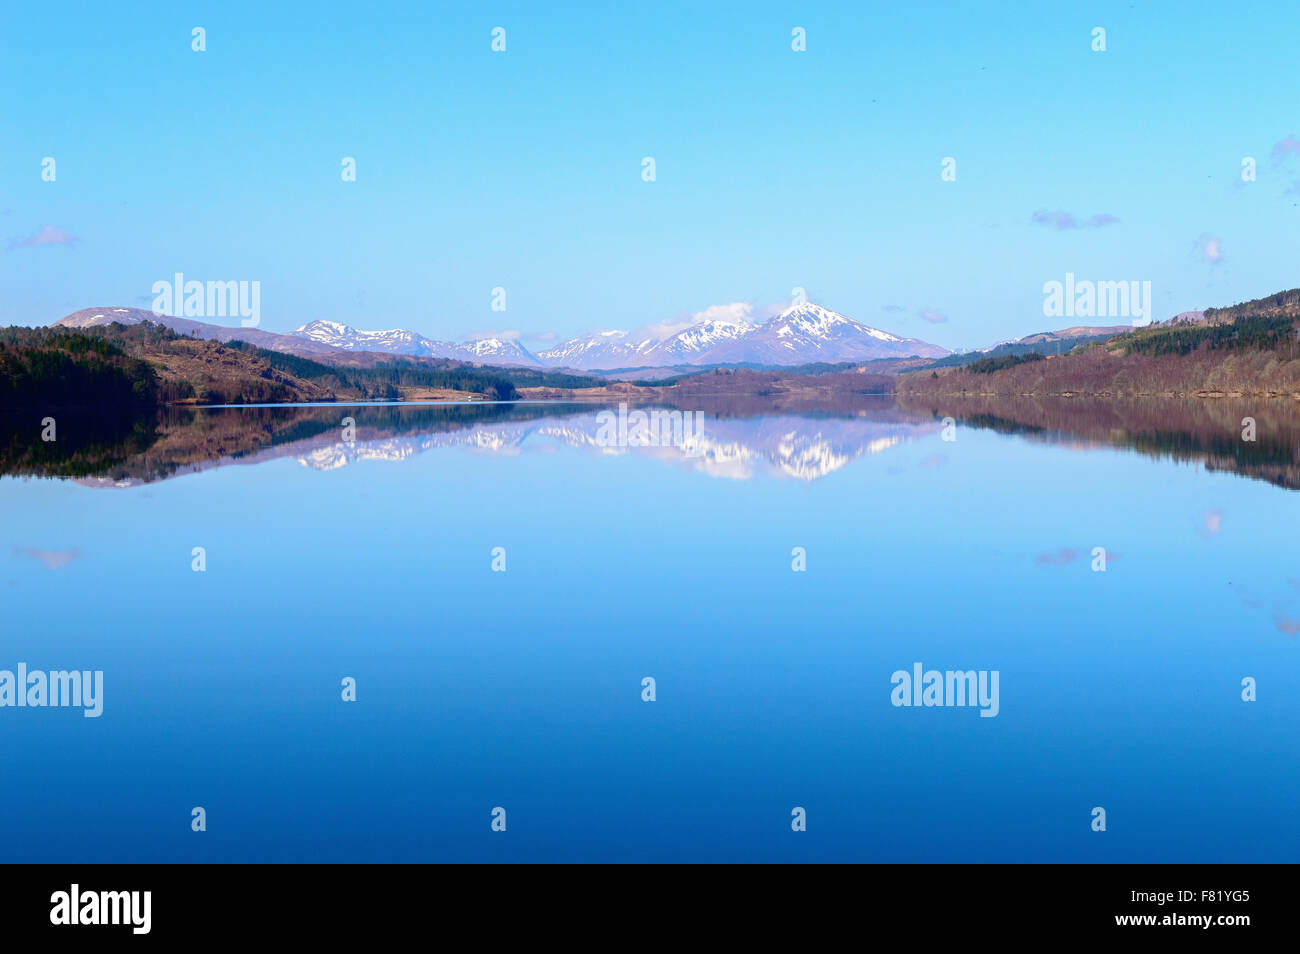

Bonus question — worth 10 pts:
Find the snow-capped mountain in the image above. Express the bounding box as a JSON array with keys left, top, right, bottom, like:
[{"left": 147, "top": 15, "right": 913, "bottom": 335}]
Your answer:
[
  {"left": 290, "top": 320, "right": 540, "bottom": 366},
  {"left": 692, "top": 303, "right": 949, "bottom": 365},
  {"left": 641, "top": 316, "right": 758, "bottom": 364},
  {"left": 538, "top": 316, "right": 759, "bottom": 370},
  {"left": 51, "top": 307, "right": 341, "bottom": 357},
  {"left": 50, "top": 302, "right": 946, "bottom": 372},
  {"left": 536, "top": 330, "right": 657, "bottom": 370},
  {"left": 292, "top": 320, "right": 430, "bottom": 354},
  {"left": 454, "top": 336, "right": 538, "bottom": 364},
  {"left": 54, "top": 306, "right": 153, "bottom": 330},
  {"left": 539, "top": 305, "right": 944, "bottom": 370}
]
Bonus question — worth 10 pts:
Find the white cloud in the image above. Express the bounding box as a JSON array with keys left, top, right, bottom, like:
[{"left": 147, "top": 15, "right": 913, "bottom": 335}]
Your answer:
[
  {"left": 460, "top": 328, "right": 521, "bottom": 342},
  {"left": 634, "top": 301, "right": 756, "bottom": 341},
  {"left": 8, "top": 224, "right": 78, "bottom": 250},
  {"left": 1195, "top": 234, "right": 1224, "bottom": 265}
]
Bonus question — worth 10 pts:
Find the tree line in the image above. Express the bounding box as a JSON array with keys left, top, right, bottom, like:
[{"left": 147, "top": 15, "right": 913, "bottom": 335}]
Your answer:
[{"left": 0, "top": 328, "right": 158, "bottom": 409}]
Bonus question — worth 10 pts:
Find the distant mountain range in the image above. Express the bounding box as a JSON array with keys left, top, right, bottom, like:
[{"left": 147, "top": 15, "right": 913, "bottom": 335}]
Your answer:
[
  {"left": 51, "top": 302, "right": 950, "bottom": 370},
  {"left": 537, "top": 304, "right": 948, "bottom": 369},
  {"left": 54, "top": 307, "right": 340, "bottom": 358},
  {"left": 913, "top": 323, "right": 1136, "bottom": 371},
  {"left": 292, "top": 319, "right": 539, "bottom": 365},
  {"left": 54, "top": 297, "right": 1266, "bottom": 377},
  {"left": 536, "top": 314, "right": 759, "bottom": 369},
  {"left": 52, "top": 308, "right": 541, "bottom": 366},
  {"left": 51, "top": 285, "right": 1300, "bottom": 377},
  {"left": 1009, "top": 324, "right": 1134, "bottom": 345}
]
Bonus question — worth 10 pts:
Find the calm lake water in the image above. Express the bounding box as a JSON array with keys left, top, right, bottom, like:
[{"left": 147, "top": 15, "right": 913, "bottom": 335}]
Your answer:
[{"left": 2, "top": 397, "right": 1298, "bottom": 862}]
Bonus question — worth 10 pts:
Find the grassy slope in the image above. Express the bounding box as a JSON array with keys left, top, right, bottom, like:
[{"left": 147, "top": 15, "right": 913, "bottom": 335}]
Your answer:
[
  {"left": 4, "top": 322, "right": 609, "bottom": 406},
  {"left": 142, "top": 336, "right": 338, "bottom": 403},
  {"left": 900, "top": 288, "right": 1300, "bottom": 397}
]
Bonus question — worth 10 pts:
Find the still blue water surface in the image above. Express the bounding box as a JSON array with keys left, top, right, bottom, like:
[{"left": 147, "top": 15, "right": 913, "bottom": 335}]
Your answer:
[{"left": 2, "top": 401, "right": 1296, "bottom": 861}]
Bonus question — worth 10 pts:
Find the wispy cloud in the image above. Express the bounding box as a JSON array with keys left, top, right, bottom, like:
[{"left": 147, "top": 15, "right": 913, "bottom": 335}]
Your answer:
[
  {"left": 693, "top": 302, "right": 754, "bottom": 325},
  {"left": 1194, "top": 234, "right": 1224, "bottom": 265},
  {"left": 918, "top": 309, "right": 947, "bottom": 324},
  {"left": 1269, "top": 135, "right": 1300, "bottom": 196},
  {"left": 634, "top": 301, "right": 756, "bottom": 340},
  {"left": 8, "top": 224, "right": 78, "bottom": 250},
  {"left": 1031, "top": 210, "right": 1120, "bottom": 230},
  {"left": 16, "top": 547, "right": 80, "bottom": 570},
  {"left": 633, "top": 316, "right": 693, "bottom": 340},
  {"left": 1228, "top": 581, "right": 1259, "bottom": 609},
  {"left": 1035, "top": 548, "right": 1078, "bottom": 567},
  {"left": 1271, "top": 135, "right": 1300, "bottom": 160}
]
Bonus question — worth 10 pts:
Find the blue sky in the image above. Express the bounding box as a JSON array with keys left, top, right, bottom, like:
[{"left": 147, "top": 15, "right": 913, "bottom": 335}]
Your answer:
[{"left": 2, "top": 0, "right": 1297, "bottom": 350}]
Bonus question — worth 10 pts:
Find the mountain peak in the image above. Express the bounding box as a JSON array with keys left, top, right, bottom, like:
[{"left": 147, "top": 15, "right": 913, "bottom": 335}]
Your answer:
[
  {"left": 53, "top": 307, "right": 153, "bottom": 328},
  {"left": 769, "top": 302, "right": 905, "bottom": 344},
  {"left": 776, "top": 301, "right": 836, "bottom": 317},
  {"left": 284, "top": 322, "right": 540, "bottom": 366},
  {"left": 48, "top": 302, "right": 946, "bottom": 372},
  {"left": 295, "top": 319, "right": 355, "bottom": 335}
]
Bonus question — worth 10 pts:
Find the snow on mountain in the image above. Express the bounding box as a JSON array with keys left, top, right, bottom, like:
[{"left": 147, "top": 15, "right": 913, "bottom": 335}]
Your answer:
[
  {"left": 641, "top": 317, "right": 758, "bottom": 364},
  {"left": 290, "top": 320, "right": 540, "bottom": 366},
  {"left": 51, "top": 307, "right": 340, "bottom": 356},
  {"left": 54, "top": 307, "right": 150, "bottom": 329},
  {"left": 454, "top": 336, "right": 540, "bottom": 365},
  {"left": 536, "top": 330, "right": 657, "bottom": 370},
  {"left": 538, "top": 317, "right": 759, "bottom": 370},
  {"left": 52, "top": 302, "right": 946, "bottom": 371},
  {"left": 292, "top": 319, "right": 430, "bottom": 354},
  {"left": 692, "top": 302, "right": 949, "bottom": 365},
  {"left": 539, "top": 305, "right": 944, "bottom": 370}
]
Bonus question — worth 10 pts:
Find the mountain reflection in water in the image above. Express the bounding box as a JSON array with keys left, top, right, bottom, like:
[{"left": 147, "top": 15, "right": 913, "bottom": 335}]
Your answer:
[
  {"left": 2, "top": 393, "right": 1298, "bottom": 490},
  {"left": 898, "top": 394, "right": 1300, "bottom": 492}
]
